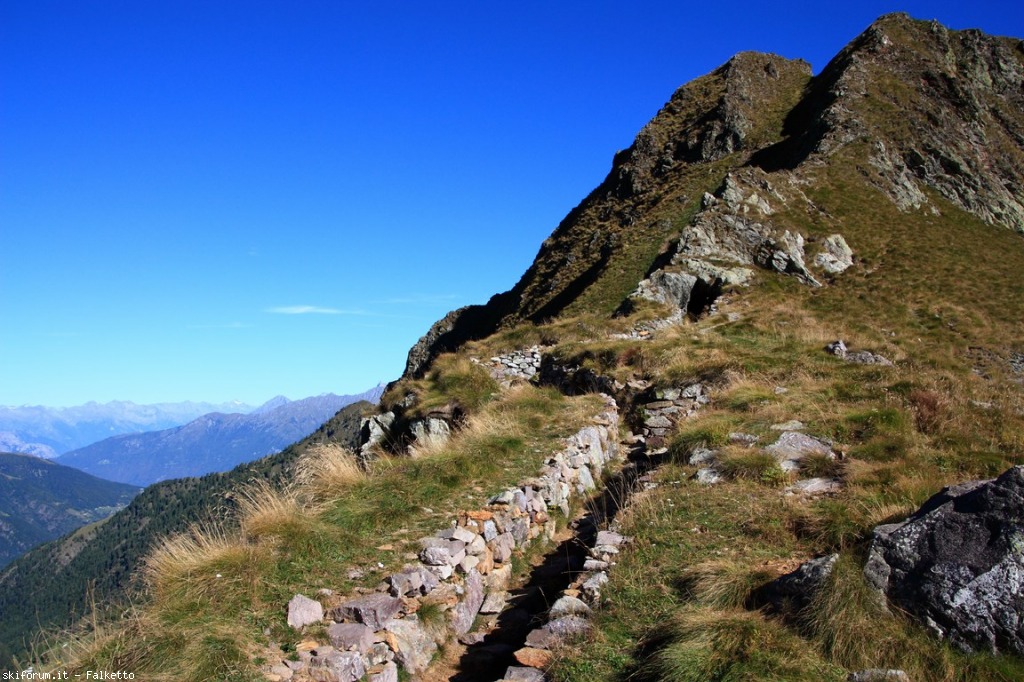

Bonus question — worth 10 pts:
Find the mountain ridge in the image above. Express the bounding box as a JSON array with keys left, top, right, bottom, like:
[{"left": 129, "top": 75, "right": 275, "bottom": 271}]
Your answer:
[
  {"left": 53, "top": 388, "right": 384, "bottom": 486},
  {"left": 0, "top": 398, "right": 258, "bottom": 457}
]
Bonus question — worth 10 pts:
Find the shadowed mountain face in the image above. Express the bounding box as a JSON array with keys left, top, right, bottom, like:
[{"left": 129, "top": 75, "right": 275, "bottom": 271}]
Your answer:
[
  {"left": 54, "top": 388, "right": 383, "bottom": 486},
  {"left": 0, "top": 453, "right": 140, "bottom": 568},
  {"left": 403, "top": 14, "right": 1024, "bottom": 378}
]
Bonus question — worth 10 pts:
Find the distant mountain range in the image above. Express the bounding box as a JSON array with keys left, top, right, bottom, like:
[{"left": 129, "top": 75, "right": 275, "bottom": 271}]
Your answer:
[
  {"left": 54, "top": 388, "right": 384, "bottom": 486},
  {"left": 0, "top": 399, "right": 257, "bottom": 457},
  {"left": 0, "top": 453, "right": 140, "bottom": 568}
]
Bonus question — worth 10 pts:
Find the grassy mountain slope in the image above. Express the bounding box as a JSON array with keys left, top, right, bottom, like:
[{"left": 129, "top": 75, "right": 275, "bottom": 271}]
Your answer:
[
  {"left": 16, "top": 13, "right": 1024, "bottom": 681},
  {"left": 0, "top": 453, "right": 140, "bottom": 568},
  {"left": 0, "top": 400, "right": 372, "bottom": 669}
]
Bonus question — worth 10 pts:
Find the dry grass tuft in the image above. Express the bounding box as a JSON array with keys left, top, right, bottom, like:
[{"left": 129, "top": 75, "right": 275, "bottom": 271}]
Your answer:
[
  {"left": 296, "top": 444, "right": 365, "bottom": 500},
  {"left": 678, "top": 560, "right": 776, "bottom": 609},
  {"left": 649, "top": 607, "right": 842, "bottom": 682},
  {"left": 236, "top": 480, "right": 305, "bottom": 539}
]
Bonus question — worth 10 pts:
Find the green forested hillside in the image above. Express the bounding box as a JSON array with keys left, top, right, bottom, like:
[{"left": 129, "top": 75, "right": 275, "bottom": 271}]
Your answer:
[
  {"left": 0, "top": 453, "right": 140, "bottom": 568},
  {"left": 0, "top": 400, "right": 370, "bottom": 668}
]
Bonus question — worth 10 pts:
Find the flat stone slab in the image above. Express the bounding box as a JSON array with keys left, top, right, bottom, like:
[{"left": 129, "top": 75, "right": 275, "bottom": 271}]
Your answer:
[
  {"left": 764, "top": 431, "right": 833, "bottom": 462},
  {"left": 331, "top": 593, "right": 403, "bottom": 630},
  {"left": 786, "top": 477, "right": 842, "bottom": 496},
  {"left": 327, "top": 622, "right": 374, "bottom": 654},
  {"left": 504, "top": 666, "right": 546, "bottom": 681}
]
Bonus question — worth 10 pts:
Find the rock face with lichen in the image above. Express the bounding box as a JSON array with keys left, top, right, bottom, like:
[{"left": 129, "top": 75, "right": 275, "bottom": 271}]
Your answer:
[{"left": 864, "top": 465, "right": 1024, "bottom": 654}]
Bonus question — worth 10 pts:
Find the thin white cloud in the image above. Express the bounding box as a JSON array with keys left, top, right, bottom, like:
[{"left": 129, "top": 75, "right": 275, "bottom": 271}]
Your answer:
[{"left": 266, "top": 305, "right": 366, "bottom": 316}]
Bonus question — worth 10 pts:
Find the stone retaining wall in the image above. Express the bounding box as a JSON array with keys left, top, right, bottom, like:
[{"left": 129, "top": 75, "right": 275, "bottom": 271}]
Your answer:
[
  {"left": 274, "top": 397, "right": 621, "bottom": 682},
  {"left": 472, "top": 347, "right": 543, "bottom": 387},
  {"left": 635, "top": 383, "right": 709, "bottom": 448}
]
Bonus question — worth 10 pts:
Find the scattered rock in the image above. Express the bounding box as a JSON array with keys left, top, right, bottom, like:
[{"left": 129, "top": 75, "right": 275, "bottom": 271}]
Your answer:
[
  {"left": 755, "top": 554, "right": 838, "bottom": 612},
  {"left": 728, "top": 432, "right": 759, "bottom": 446},
  {"left": 320, "top": 651, "right": 366, "bottom": 682},
  {"left": 382, "top": 616, "right": 438, "bottom": 674},
  {"left": 268, "top": 664, "right": 294, "bottom": 680},
  {"left": 695, "top": 468, "right": 723, "bottom": 485},
  {"left": 549, "top": 595, "right": 592, "bottom": 619},
  {"left": 689, "top": 447, "right": 717, "bottom": 465},
  {"left": 764, "top": 431, "right": 834, "bottom": 472},
  {"left": 366, "top": 661, "right": 399, "bottom": 682},
  {"left": 327, "top": 622, "right": 374, "bottom": 654},
  {"left": 815, "top": 234, "right": 854, "bottom": 274},
  {"left": 480, "top": 590, "right": 508, "bottom": 614},
  {"left": 522, "top": 616, "right": 593, "bottom": 650},
  {"left": 448, "top": 569, "right": 484, "bottom": 635},
  {"left": 847, "top": 670, "right": 910, "bottom": 682},
  {"left": 503, "top": 666, "right": 546, "bottom": 681},
  {"left": 514, "top": 647, "right": 553, "bottom": 668},
  {"left": 825, "top": 340, "right": 893, "bottom": 366},
  {"left": 387, "top": 566, "right": 439, "bottom": 598},
  {"left": 409, "top": 416, "right": 451, "bottom": 448},
  {"left": 785, "top": 477, "right": 842, "bottom": 496},
  {"left": 770, "top": 420, "right": 805, "bottom": 431},
  {"left": 286, "top": 594, "right": 323, "bottom": 630}
]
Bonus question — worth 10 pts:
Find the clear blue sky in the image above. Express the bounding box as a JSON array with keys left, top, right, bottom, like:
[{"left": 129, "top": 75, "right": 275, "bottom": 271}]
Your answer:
[{"left": 2, "top": 1, "right": 1022, "bottom": 407}]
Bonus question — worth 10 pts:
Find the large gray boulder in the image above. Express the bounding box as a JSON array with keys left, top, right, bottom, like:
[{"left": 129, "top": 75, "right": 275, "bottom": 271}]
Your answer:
[{"left": 863, "top": 466, "right": 1024, "bottom": 654}]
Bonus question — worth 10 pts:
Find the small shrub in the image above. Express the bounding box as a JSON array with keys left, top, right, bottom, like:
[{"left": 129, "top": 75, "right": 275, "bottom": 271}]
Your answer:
[
  {"left": 908, "top": 389, "right": 949, "bottom": 434},
  {"left": 849, "top": 434, "right": 911, "bottom": 462},
  {"left": 792, "top": 499, "right": 872, "bottom": 551},
  {"left": 668, "top": 420, "right": 731, "bottom": 462},
  {"left": 421, "top": 355, "right": 499, "bottom": 413}
]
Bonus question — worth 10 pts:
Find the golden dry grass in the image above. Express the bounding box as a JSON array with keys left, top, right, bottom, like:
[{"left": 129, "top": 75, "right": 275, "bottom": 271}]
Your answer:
[{"left": 294, "top": 444, "right": 365, "bottom": 500}]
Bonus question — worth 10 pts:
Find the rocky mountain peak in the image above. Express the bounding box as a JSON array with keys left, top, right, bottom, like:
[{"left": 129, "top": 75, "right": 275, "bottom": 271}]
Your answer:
[{"left": 753, "top": 13, "right": 1024, "bottom": 230}]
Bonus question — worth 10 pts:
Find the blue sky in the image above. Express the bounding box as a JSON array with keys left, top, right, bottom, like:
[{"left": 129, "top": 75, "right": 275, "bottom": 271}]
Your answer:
[{"left": 2, "top": 1, "right": 1022, "bottom": 407}]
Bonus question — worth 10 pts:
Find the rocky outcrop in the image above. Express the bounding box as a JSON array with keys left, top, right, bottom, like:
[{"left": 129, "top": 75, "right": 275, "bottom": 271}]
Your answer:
[
  {"left": 402, "top": 303, "right": 509, "bottom": 379},
  {"left": 764, "top": 431, "right": 836, "bottom": 472},
  {"left": 863, "top": 465, "right": 1024, "bottom": 654},
  {"left": 814, "top": 234, "right": 854, "bottom": 274},
  {"left": 357, "top": 412, "right": 396, "bottom": 460},
  {"left": 755, "top": 14, "right": 1024, "bottom": 233},
  {"left": 629, "top": 169, "right": 853, "bottom": 317}
]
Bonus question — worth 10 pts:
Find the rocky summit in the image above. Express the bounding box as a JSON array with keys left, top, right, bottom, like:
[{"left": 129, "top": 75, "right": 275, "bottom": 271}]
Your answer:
[{"left": 6, "top": 13, "right": 1024, "bottom": 682}]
